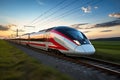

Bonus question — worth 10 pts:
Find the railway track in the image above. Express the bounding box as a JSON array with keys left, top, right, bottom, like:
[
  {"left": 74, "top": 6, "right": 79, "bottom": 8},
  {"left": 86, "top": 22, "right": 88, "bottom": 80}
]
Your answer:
[
  {"left": 11, "top": 42, "right": 120, "bottom": 77},
  {"left": 52, "top": 54, "right": 120, "bottom": 76},
  {"left": 25, "top": 45, "right": 120, "bottom": 77},
  {"left": 77, "top": 56, "right": 120, "bottom": 76}
]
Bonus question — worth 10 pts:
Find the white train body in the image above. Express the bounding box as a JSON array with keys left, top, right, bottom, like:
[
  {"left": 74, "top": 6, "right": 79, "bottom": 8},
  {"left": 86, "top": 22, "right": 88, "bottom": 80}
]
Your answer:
[{"left": 13, "top": 26, "right": 95, "bottom": 56}]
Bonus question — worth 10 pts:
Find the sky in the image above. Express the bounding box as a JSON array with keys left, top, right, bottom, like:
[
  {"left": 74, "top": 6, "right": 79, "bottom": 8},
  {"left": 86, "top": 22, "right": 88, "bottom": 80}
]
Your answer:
[{"left": 0, "top": 0, "right": 120, "bottom": 39}]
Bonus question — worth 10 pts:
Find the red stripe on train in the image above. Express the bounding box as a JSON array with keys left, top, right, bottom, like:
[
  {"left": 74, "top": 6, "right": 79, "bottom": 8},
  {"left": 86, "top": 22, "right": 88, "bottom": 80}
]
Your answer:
[
  {"left": 48, "top": 30, "right": 68, "bottom": 50},
  {"left": 48, "top": 37, "right": 68, "bottom": 50},
  {"left": 51, "top": 30, "right": 77, "bottom": 45}
]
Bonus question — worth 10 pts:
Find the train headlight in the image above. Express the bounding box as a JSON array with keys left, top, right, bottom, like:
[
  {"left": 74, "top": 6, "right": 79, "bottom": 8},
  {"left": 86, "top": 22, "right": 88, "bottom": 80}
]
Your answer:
[{"left": 73, "top": 40, "right": 81, "bottom": 45}]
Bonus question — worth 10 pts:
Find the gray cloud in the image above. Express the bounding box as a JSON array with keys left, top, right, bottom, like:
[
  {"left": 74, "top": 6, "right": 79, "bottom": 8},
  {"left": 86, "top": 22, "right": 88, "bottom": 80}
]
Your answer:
[
  {"left": 109, "top": 13, "right": 120, "bottom": 18},
  {"left": 94, "top": 19, "right": 120, "bottom": 27},
  {"left": 100, "top": 30, "right": 112, "bottom": 32},
  {"left": 71, "top": 24, "right": 95, "bottom": 30},
  {"left": 83, "top": 27, "right": 95, "bottom": 29},
  {"left": 71, "top": 19, "right": 120, "bottom": 30},
  {"left": 0, "top": 25, "right": 9, "bottom": 31},
  {"left": 71, "top": 23, "right": 88, "bottom": 29},
  {"left": 83, "top": 31, "right": 91, "bottom": 33},
  {"left": 0, "top": 24, "right": 16, "bottom": 31}
]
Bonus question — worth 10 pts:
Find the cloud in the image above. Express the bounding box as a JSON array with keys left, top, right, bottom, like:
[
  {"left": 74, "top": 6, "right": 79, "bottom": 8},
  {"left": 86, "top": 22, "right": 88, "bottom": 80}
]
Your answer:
[
  {"left": 94, "top": 6, "right": 98, "bottom": 9},
  {"left": 109, "top": 13, "right": 120, "bottom": 18},
  {"left": 0, "top": 25, "right": 9, "bottom": 31},
  {"left": 71, "top": 19, "right": 120, "bottom": 30},
  {"left": 0, "top": 24, "right": 16, "bottom": 31},
  {"left": 12, "top": 29, "right": 24, "bottom": 32},
  {"left": 8, "top": 24, "right": 17, "bottom": 28},
  {"left": 100, "top": 30, "right": 112, "bottom": 32},
  {"left": 71, "top": 23, "right": 88, "bottom": 29},
  {"left": 94, "top": 19, "right": 120, "bottom": 27},
  {"left": 83, "top": 31, "right": 91, "bottom": 33},
  {"left": 36, "top": 0, "right": 44, "bottom": 5},
  {"left": 24, "top": 25, "right": 35, "bottom": 28},
  {"left": 81, "top": 6, "right": 91, "bottom": 13},
  {"left": 17, "top": 29, "right": 25, "bottom": 32},
  {"left": 71, "top": 23, "right": 95, "bottom": 29}
]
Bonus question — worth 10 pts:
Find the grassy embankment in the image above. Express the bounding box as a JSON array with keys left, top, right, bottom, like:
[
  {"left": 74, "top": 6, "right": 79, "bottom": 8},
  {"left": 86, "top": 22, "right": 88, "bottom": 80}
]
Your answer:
[
  {"left": 91, "top": 41, "right": 120, "bottom": 63},
  {"left": 0, "top": 40, "right": 72, "bottom": 80}
]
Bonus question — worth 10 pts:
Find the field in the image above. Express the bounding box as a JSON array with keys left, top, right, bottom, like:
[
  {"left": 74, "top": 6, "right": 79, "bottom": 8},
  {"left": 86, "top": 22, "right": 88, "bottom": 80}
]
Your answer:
[
  {"left": 91, "top": 41, "right": 120, "bottom": 63},
  {"left": 0, "top": 40, "right": 71, "bottom": 80}
]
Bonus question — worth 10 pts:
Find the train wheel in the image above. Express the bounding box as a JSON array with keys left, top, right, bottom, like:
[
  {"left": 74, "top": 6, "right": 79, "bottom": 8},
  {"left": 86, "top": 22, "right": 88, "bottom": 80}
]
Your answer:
[
  {"left": 26, "top": 44, "right": 30, "bottom": 47},
  {"left": 48, "top": 48, "right": 61, "bottom": 54}
]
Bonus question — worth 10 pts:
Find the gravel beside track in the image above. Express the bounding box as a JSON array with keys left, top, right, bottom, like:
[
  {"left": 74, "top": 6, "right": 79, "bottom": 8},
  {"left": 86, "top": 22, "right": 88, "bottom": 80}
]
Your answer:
[{"left": 10, "top": 42, "right": 120, "bottom": 80}]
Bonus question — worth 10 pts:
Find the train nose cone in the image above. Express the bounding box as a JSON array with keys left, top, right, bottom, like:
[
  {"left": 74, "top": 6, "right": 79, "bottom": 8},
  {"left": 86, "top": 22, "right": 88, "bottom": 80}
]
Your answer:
[
  {"left": 74, "top": 44, "right": 95, "bottom": 55},
  {"left": 82, "top": 44, "right": 95, "bottom": 54}
]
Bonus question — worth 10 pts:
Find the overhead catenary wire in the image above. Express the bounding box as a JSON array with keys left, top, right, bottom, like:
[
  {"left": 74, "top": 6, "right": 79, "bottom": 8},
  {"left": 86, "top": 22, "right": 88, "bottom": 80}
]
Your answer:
[
  {"left": 40, "top": 0, "right": 102, "bottom": 27},
  {"left": 38, "top": 0, "right": 94, "bottom": 26},
  {"left": 34, "top": 0, "right": 79, "bottom": 26},
  {"left": 28, "top": 0, "right": 103, "bottom": 29},
  {"left": 29, "top": 0, "right": 67, "bottom": 25},
  {"left": 53, "top": 0, "right": 102, "bottom": 22}
]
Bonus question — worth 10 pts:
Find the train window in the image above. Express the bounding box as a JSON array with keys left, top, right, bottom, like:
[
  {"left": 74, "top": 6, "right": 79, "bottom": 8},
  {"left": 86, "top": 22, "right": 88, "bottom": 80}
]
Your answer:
[{"left": 29, "top": 34, "right": 47, "bottom": 42}]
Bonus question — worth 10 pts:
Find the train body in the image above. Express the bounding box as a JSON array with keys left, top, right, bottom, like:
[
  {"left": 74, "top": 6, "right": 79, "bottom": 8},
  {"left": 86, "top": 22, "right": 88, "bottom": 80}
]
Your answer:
[{"left": 12, "top": 26, "right": 95, "bottom": 56}]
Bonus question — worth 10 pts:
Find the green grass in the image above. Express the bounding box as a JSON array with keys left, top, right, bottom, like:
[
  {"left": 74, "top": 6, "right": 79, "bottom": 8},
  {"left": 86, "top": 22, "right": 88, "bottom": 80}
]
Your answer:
[
  {"left": 91, "top": 41, "right": 120, "bottom": 63},
  {"left": 0, "top": 40, "right": 72, "bottom": 80}
]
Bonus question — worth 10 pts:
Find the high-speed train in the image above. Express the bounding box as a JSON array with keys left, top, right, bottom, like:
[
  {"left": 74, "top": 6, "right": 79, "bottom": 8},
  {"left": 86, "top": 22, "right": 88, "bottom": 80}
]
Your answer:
[{"left": 12, "top": 26, "right": 95, "bottom": 56}]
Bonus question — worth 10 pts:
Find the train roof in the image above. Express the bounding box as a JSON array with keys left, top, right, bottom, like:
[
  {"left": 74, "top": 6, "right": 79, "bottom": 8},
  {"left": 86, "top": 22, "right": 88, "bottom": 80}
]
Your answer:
[
  {"left": 21, "top": 26, "right": 77, "bottom": 36},
  {"left": 39, "top": 27, "right": 56, "bottom": 32},
  {"left": 38, "top": 26, "right": 75, "bottom": 32},
  {"left": 54, "top": 26, "right": 77, "bottom": 31}
]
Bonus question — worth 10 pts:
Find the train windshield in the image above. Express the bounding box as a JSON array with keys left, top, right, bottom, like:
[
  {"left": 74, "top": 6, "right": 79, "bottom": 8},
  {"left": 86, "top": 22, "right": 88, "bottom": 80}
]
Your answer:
[
  {"left": 67, "top": 31, "right": 86, "bottom": 40},
  {"left": 55, "top": 26, "right": 90, "bottom": 45},
  {"left": 66, "top": 30, "right": 90, "bottom": 45}
]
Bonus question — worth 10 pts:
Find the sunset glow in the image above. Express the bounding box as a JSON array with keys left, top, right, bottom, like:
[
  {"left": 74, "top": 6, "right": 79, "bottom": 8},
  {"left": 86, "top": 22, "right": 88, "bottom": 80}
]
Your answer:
[{"left": 0, "top": 0, "right": 120, "bottom": 39}]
